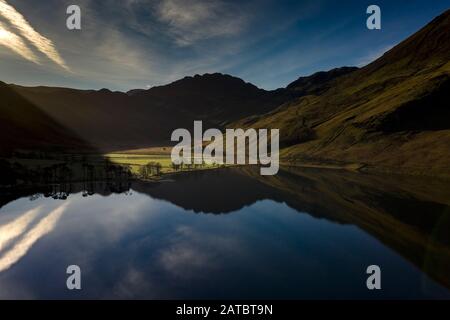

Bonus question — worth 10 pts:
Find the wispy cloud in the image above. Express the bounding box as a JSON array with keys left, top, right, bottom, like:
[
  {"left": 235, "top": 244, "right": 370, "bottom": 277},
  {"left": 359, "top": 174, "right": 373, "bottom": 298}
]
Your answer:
[
  {"left": 0, "top": 0, "right": 69, "bottom": 70},
  {"left": 0, "top": 21, "right": 39, "bottom": 64},
  {"left": 156, "top": 0, "right": 246, "bottom": 46},
  {"left": 0, "top": 207, "right": 41, "bottom": 252},
  {"left": 0, "top": 0, "right": 436, "bottom": 91},
  {"left": 0, "top": 203, "right": 68, "bottom": 273},
  {"left": 158, "top": 225, "right": 238, "bottom": 278}
]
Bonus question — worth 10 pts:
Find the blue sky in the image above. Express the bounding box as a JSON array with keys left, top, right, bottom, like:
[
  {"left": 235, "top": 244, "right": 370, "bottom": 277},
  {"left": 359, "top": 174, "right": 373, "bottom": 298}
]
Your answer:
[{"left": 0, "top": 0, "right": 448, "bottom": 91}]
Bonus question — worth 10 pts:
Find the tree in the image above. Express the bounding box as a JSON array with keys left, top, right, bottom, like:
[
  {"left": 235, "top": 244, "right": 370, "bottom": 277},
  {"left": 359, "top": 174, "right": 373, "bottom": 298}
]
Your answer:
[
  {"left": 139, "top": 165, "right": 149, "bottom": 179},
  {"left": 154, "top": 162, "right": 162, "bottom": 176}
]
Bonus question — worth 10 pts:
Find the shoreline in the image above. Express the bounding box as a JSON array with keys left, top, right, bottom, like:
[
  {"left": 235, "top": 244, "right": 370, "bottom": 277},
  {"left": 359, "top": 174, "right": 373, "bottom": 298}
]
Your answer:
[{"left": 280, "top": 160, "right": 450, "bottom": 180}]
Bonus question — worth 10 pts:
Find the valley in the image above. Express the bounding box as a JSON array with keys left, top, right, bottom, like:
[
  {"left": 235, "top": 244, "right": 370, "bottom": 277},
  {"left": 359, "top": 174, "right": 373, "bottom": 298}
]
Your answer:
[{"left": 1, "top": 10, "right": 450, "bottom": 180}]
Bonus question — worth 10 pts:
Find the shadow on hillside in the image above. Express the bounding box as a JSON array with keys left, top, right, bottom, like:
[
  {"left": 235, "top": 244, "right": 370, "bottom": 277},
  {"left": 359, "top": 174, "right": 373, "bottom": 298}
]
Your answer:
[{"left": 0, "top": 81, "right": 134, "bottom": 191}]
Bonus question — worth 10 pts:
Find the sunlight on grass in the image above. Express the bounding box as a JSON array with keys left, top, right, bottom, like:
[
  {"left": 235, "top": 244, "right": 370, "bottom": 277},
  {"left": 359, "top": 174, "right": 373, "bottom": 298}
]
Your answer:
[{"left": 104, "top": 153, "right": 219, "bottom": 176}]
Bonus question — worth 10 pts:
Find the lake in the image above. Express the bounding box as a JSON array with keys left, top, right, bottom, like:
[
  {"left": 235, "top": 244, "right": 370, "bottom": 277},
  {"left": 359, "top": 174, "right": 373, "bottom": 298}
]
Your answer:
[{"left": 0, "top": 167, "right": 449, "bottom": 299}]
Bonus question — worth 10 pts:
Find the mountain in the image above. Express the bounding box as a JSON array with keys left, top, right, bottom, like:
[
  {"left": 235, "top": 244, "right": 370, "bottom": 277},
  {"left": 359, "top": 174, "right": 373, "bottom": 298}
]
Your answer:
[
  {"left": 132, "top": 73, "right": 293, "bottom": 124},
  {"left": 7, "top": 73, "right": 287, "bottom": 151},
  {"left": 8, "top": 84, "right": 161, "bottom": 151},
  {"left": 0, "top": 81, "right": 93, "bottom": 156},
  {"left": 6, "top": 70, "right": 352, "bottom": 152},
  {"left": 1, "top": 9, "right": 449, "bottom": 178},
  {"left": 235, "top": 9, "right": 450, "bottom": 177}
]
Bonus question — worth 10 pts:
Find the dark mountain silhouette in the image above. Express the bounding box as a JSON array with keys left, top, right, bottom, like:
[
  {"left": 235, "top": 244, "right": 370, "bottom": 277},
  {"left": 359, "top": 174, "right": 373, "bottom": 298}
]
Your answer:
[
  {"left": 131, "top": 73, "right": 295, "bottom": 125},
  {"left": 5, "top": 68, "right": 354, "bottom": 152},
  {"left": 134, "top": 166, "right": 450, "bottom": 288},
  {"left": 8, "top": 84, "right": 170, "bottom": 151},
  {"left": 8, "top": 73, "right": 288, "bottom": 151},
  {"left": 0, "top": 81, "right": 93, "bottom": 156}
]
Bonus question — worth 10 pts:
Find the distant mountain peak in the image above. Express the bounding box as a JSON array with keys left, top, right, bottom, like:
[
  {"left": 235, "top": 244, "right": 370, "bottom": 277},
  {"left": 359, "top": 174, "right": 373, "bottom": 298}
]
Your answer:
[
  {"left": 164, "top": 72, "right": 259, "bottom": 90},
  {"left": 128, "top": 73, "right": 256, "bottom": 96}
]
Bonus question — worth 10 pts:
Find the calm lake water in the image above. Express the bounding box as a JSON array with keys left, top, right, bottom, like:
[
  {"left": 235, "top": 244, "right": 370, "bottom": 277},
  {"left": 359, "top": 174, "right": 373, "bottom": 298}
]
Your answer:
[{"left": 0, "top": 167, "right": 449, "bottom": 299}]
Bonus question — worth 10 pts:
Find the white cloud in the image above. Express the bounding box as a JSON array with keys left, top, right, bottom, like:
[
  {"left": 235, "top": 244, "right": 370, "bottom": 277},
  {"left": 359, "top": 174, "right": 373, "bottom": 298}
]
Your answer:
[
  {"left": 0, "top": 0, "right": 69, "bottom": 70},
  {"left": 0, "top": 203, "right": 68, "bottom": 273},
  {"left": 0, "top": 207, "right": 41, "bottom": 253},
  {"left": 158, "top": 225, "right": 239, "bottom": 278},
  {"left": 0, "top": 21, "right": 39, "bottom": 64}
]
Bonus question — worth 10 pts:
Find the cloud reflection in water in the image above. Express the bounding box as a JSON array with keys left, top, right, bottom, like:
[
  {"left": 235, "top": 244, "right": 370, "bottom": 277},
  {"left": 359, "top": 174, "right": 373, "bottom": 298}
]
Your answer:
[{"left": 0, "top": 203, "right": 68, "bottom": 273}]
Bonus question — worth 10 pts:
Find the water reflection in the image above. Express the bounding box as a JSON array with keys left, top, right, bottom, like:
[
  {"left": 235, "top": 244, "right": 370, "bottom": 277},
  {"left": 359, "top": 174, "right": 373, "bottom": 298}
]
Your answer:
[
  {"left": 0, "top": 207, "right": 41, "bottom": 252},
  {"left": 0, "top": 167, "right": 449, "bottom": 299},
  {"left": 0, "top": 203, "right": 68, "bottom": 272}
]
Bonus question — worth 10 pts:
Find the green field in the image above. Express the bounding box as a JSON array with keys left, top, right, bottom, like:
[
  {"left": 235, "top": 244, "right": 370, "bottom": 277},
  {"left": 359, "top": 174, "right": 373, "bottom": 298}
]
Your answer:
[
  {"left": 106, "top": 153, "right": 173, "bottom": 174},
  {"left": 105, "top": 153, "right": 220, "bottom": 176},
  {"left": 1, "top": 149, "right": 225, "bottom": 186}
]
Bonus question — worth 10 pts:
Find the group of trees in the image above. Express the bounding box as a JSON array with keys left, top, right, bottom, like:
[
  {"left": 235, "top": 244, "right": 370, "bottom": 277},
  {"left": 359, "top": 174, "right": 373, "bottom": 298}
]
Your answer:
[
  {"left": 138, "top": 160, "right": 223, "bottom": 178},
  {"left": 138, "top": 162, "right": 162, "bottom": 179},
  {"left": 4, "top": 150, "right": 133, "bottom": 181},
  {"left": 171, "top": 161, "right": 213, "bottom": 172}
]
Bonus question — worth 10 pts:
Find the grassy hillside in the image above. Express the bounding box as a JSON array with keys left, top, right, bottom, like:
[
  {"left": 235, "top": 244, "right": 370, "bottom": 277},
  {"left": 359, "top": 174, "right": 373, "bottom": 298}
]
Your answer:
[{"left": 235, "top": 9, "right": 450, "bottom": 177}]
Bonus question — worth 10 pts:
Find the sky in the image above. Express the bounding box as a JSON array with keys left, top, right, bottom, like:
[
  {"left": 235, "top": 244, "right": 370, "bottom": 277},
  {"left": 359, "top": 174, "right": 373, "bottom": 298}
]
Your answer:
[{"left": 0, "top": 0, "right": 448, "bottom": 91}]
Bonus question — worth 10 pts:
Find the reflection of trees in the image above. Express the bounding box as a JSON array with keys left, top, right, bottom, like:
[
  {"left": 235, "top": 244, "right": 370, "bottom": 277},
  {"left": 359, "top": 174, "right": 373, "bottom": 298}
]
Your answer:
[
  {"left": 82, "top": 180, "right": 95, "bottom": 197},
  {"left": 1, "top": 152, "right": 137, "bottom": 205},
  {"left": 29, "top": 194, "right": 42, "bottom": 201},
  {"left": 37, "top": 180, "right": 133, "bottom": 200},
  {"left": 107, "top": 180, "right": 132, "bottom": 194},
  {"left": 42, "top": 163, "right": 73, "bottom": 184},
  {"left": 81, "top": 163, "right": 132, "bottom": 197},
  {"left": 1, "top": 159, "right": 132, "bottom": 199},
  {"left": 105, "top": 164, "right": 132, "bottom": 181},
  {"left": 3, "top": 160, "right": 134, "bottom": 185},
  {"left": 0, "top": 160, "right": 19, "bottom": 185},
  {"left": 44, "top": 182, "right": 71, "bottom": 200},
  {"left": 83, "top": 163, "right": 95, "bottom": 181}
]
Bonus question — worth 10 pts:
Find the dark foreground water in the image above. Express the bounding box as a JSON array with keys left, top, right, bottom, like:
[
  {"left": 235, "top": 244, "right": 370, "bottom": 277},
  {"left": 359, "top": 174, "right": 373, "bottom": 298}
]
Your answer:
[{"left": 0, "top": 167, "right": 449, "bottom": 299}]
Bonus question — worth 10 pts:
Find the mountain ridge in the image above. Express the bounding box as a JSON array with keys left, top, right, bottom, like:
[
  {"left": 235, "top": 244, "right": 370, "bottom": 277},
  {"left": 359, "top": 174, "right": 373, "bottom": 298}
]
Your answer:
[
  {"left": 1, "top": 9, "right": 449, "bottom": 177},
  {"left": 0, "top": 81, "right": 94, "bottom": 155},
  {"left": 4, "top": 68, "right": 354, "bottom": 152},
  {"left": 236, "top": 9, "right": 450, "bottom": 177}
]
